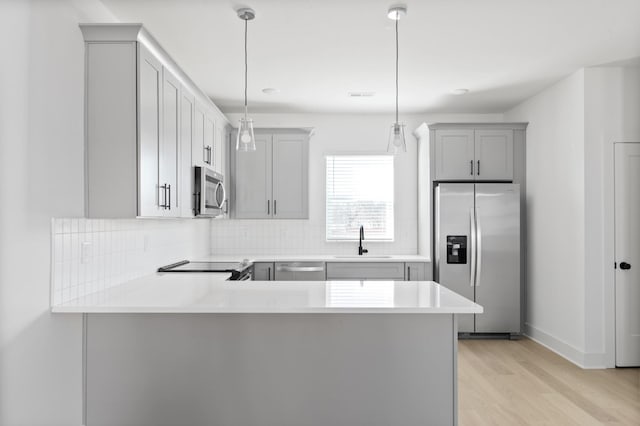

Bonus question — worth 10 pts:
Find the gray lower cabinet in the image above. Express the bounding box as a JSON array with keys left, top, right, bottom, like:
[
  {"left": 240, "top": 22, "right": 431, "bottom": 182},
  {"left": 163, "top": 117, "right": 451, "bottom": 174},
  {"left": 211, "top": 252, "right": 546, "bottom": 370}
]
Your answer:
[
  {"left": 326, "top": 262, "right": 405, "bottom": 280},
  {"left": 252, "top": 262, "right": 274, "bottom": 280},
  {"left": 231, "top": 129, "right": 311, "bottom": 219},
  {"left": 274, "top": 262, "right": 325, "bottom": 281},
  {"left": 405, "top": 262, "right": 432, "bottom": 281}
]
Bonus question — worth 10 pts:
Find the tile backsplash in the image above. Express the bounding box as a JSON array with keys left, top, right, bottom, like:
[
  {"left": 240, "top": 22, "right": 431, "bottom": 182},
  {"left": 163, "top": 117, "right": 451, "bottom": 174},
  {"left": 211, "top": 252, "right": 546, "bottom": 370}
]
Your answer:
[
  {"left": 210, "top": 219, "right": 417, "bottom": 256},
  {"left": 51, "top": 218, "right": 210, "bottom": 305}
]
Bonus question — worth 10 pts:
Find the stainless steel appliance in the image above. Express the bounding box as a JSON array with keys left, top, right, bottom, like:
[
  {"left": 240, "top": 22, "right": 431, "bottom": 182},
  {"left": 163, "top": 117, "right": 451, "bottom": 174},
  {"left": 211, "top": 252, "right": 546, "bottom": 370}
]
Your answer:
[
  {"left": 275, "top": 262, "right": 326, "bottom": 280},
  {"left": 158, "top": 260, "right": 252, "bottom": 281},
  {"left": 194, "top": 167, "right": 227, "bottom": 217},
  {"left": 435, "top": 183, "right": 520, "bottom": 335}
]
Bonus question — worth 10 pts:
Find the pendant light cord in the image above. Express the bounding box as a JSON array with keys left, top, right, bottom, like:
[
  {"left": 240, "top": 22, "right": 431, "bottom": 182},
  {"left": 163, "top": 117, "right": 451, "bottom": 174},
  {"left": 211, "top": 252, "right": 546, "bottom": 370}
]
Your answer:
[
  {"left": 244, "top": 17, "right": 248, "bottom": 118},
  {"left": 395, "top": 16, "right": 399, "bottom": 125}
]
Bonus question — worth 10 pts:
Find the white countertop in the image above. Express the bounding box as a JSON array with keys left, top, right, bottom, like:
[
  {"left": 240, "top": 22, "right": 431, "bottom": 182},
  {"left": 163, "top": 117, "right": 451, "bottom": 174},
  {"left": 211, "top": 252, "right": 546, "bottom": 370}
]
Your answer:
[
  {"left": 193, "top": 254, "right": 431, "bottom": 263},
  {"left": 51, "top": 273, "right": 481, "bottom": 314}
]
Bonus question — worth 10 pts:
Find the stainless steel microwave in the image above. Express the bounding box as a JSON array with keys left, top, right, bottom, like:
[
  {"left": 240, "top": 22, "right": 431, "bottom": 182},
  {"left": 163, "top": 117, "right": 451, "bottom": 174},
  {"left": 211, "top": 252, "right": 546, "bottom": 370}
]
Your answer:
[{"left": 194, "top": 166, "right": 226, "bottom": 217}]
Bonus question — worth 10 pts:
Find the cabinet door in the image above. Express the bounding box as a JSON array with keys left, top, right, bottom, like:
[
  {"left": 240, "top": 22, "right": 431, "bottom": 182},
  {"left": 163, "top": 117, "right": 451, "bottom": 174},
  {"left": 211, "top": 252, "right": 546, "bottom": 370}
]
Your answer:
[
  {"left": 405, "top": 262, "right": 427, "bottom": 281},
  {"left": 272, "top": 133, "right": 309, "bottom": 219},
  {"left": 474, "top": 130, "right": 513, "bottom": 181},
  {"left": 193, "top": 103, "right": 207, "bottom": 168},
  {"left": 434, "top": 129, "right": 475, "bottom": 181},
  {"left": 204, "top": 111, "right": 215, "bottom": 168},
  {"left": 234, "top": 134, "right": 272, "bottom": 218},
  {"left": 138, "top": 45, "right": 162, "bottom": 217},
  {"left": 179, "top": 89, "right": 195, "bottom": 217},
  {"left": 160, "top": 68, "right": 180, "bottom": 217},
  {"left": 253, "top": 262, "right": 274, "bottom": 280},
  {"left": 326, "top": 263, "right": 405, "bottom": 280}
]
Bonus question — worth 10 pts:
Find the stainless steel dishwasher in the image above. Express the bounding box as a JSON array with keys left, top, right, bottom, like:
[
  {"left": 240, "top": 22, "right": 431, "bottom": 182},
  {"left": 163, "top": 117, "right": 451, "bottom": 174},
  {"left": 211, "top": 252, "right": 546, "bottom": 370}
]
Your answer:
[{"left": 274, "top": 262, "right": 326, "bottom": 281}]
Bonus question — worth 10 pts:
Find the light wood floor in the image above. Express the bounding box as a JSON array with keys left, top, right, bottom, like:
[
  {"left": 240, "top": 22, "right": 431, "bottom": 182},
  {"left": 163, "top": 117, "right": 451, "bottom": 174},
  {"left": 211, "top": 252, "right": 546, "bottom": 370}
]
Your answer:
[{"left": 458, "top": 338, "right": 640, "bottom": 425}]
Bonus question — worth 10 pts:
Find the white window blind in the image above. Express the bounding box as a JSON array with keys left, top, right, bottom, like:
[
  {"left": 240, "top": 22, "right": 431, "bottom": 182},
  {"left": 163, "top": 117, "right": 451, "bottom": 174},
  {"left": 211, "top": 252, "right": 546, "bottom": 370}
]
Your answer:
[{"left": 326, "top": 155, "right": 394, "bottom": 241}]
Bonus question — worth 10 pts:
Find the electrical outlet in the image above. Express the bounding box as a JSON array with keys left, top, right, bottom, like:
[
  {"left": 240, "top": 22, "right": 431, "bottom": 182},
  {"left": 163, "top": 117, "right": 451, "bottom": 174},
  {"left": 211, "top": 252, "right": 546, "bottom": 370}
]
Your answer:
[{"left": 81, "top": 242, "right": 92, "bottom": 264}]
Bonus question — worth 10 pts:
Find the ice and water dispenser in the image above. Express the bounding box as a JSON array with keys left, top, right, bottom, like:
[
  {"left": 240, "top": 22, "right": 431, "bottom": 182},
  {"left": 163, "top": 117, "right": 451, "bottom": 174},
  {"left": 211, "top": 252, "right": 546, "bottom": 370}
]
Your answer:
[{"left": 446, "top": 236, "right": 467, "bottom": 264}]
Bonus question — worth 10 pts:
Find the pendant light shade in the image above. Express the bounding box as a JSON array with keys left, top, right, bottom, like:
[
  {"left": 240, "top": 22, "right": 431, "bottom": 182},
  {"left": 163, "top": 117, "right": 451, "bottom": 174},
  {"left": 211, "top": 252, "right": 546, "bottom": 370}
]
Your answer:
[
  {"left": 387, "top": 5, "right": 407, "bottom": 154},
  {"left": 236, "top": 8, "right": 256, "bottom": 152}
]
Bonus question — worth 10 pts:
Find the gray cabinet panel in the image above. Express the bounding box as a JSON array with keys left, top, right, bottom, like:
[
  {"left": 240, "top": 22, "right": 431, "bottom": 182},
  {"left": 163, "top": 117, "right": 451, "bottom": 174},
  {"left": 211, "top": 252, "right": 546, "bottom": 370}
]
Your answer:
[
  {"left": 234, "top": 134, "right": 272, "bottom": 218},
  {"left": 434, "top": 129, "right": 475, "bottom": 181},
  {"left": 474, "top": 130, "right": 513, "bottom": 181},
  {"left": 272, "top": 134, "right": 309, "bottom": 219},
  {"left": 405, "top": 262, "right": 430, "bottom": 281},
  {"left": 232, "top": 130, "right": 310, "bottom": 219},
  {"left": 252, "top": 262, "right": 274, "bottom": 280},
  {"left": 326, "top": 262, "right": 405, "bottom": 280}
]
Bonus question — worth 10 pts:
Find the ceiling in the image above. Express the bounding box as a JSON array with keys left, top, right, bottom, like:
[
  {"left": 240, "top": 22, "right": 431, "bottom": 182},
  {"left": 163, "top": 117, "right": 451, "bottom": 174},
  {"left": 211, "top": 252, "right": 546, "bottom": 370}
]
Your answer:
[{"left": 100, "top": 0, "right": 640, "bottom": 114}]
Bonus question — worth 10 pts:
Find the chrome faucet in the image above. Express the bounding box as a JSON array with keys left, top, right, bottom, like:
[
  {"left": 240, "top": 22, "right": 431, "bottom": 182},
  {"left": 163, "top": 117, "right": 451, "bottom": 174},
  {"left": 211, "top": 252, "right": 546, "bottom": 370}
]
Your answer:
[{"left": 358, "top": 225, "right": 368, "bottom": 256}]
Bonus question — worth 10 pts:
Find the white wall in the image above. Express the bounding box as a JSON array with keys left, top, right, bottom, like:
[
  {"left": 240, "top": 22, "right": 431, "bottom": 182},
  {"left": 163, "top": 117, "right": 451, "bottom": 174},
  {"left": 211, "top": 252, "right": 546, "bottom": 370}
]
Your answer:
[
  {"left": 213, "top": 113, "right": 503, "bottom": 256},
  {"left": 505, "top": 64, "right": 640, "bottom": 368},
  {"left": 504, "top": 70, "right": 588, "bottom": 362},
  {"left": 584, "top": 66, "right": 640, "bottom": 366},
  {"left": 0, "top": 1, "right": 210, "bottom": 424}
]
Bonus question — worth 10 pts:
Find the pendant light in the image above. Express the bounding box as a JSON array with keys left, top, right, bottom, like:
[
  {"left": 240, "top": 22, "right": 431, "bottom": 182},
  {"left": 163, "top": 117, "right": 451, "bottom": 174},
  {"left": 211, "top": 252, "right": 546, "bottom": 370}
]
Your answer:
[
  {"left": 387, "top": 5, "right": 407, "bottom": 154},
  {"left": 236, "top": 8, "right": 256, "bottom": 152}
]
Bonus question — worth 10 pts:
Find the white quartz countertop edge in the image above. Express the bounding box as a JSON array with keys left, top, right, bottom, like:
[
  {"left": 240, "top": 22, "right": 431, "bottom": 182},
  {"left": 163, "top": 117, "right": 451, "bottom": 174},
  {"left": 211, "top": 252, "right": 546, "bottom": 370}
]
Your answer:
[{"left": 51, "top": 273, "right": 482, "bottom": 314}]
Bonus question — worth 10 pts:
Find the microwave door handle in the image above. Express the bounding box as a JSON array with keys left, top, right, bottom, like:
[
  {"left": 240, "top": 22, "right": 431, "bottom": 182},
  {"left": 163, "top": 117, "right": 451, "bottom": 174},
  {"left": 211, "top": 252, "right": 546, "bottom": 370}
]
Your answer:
[{"left": 216, "top": 182, "right": 226, "bottom": 209}]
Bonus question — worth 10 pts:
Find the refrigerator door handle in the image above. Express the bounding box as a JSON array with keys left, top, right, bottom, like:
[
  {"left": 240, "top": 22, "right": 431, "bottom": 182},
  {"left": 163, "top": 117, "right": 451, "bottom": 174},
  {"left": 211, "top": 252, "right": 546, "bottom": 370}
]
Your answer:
[
  {"left": 470, "top": 208, "right": 477, "bottom": 287},
  {"left": 475, "top": 207, "right": 483, "bottom": 287}
]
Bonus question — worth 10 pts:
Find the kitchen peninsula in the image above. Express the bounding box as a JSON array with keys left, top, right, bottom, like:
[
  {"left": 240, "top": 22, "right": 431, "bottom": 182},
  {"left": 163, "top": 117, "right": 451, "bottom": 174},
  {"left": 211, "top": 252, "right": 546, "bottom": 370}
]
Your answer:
[{"left": 53, "top": 274, "right": 481, "bottom": 426}]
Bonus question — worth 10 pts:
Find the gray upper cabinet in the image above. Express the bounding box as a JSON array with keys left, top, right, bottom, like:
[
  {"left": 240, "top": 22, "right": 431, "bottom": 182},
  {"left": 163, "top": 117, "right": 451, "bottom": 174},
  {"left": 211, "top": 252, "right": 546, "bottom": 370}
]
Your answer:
[
  {"left": 232, "top": 129, "right": 311, "bottom": 219},
  {"left": 434, "top": 128, "right": 513, "bottom": 181},
  {"left": 474, "top": 129, "right": 514, "bottom": 181},
  {"left": 434, "top": 129, "right": 475, "bottom": 181},
  {"left": 81, "top": 24, "right": 229, "bottom": 219},
  {"left": 234, "top": 133, "right": 273, "bottom": 218}
]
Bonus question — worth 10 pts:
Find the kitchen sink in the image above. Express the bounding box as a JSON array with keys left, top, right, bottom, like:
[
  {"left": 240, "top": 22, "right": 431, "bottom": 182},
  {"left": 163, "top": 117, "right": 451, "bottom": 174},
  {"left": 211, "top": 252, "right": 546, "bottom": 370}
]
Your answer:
[{"left": 333, "top": 255, "right": 392, "bottom": 259}]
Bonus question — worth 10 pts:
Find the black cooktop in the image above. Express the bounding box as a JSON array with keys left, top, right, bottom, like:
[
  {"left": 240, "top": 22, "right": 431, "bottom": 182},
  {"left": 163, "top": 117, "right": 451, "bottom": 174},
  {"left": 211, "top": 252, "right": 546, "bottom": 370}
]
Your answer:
[{"left": 158, "top": 260, "right": 250, "bottom": 273}]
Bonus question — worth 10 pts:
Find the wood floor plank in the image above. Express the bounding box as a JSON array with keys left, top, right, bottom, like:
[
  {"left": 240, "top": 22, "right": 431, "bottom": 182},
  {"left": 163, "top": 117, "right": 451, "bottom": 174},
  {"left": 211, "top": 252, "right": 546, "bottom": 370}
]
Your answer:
[{"left": 458, "top": 338, "right": 640, "bottom": 426}]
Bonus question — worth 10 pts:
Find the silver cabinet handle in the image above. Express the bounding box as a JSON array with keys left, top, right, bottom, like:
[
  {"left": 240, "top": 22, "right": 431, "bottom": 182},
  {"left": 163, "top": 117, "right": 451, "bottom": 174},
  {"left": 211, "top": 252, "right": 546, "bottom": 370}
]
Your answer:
[
  {"left": 274, "top": 200, "right": 277, "bottom": 216},
  {"left": 276, "top": 266, "right": 325, "bottom": 273},
  {"left": 477, "top": 160, "right": 480, "bottom": 175},
  {"left": 159, "top": 184, "right": 169, "bottom": 209},
  {"left": 167, "top": 184, "right": 171, "bottom": 209},
  {"left": 475, "top": 207, "right": 482, "bottom": 287},
  {"left": 470, "top": 208, "right": 477, "bottom": 287}
]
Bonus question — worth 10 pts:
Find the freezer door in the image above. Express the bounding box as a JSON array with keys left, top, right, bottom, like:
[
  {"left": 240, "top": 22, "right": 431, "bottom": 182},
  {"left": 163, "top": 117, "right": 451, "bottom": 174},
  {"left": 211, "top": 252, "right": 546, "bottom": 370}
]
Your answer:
[
  {"left": 435, "top": 184, "right": 475, "bottom": 332},
  {"left": 474, "top": 184, "right": 521, "bottom": 333}
]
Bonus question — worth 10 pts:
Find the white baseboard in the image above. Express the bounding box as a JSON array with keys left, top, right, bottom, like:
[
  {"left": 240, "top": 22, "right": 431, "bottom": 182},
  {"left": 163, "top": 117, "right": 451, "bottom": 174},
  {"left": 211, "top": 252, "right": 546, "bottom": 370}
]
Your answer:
[{"left": 524, "top": 323, "right": 607, "bottom": 369}]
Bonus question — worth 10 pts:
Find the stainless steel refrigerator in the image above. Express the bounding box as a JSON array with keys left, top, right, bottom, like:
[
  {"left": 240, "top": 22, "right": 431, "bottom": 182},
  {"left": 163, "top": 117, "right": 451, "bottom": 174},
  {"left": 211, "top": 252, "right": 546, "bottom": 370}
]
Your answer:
[{"left": 434, "top": 183, "right": 521, "bottom": 334}]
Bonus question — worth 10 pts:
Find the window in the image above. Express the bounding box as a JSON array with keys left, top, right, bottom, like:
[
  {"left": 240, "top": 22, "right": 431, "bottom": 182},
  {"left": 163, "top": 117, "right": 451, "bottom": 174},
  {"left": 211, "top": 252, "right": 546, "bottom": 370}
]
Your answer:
[{"left": 326, "top": 155, "right": 394, "bottom": 241}]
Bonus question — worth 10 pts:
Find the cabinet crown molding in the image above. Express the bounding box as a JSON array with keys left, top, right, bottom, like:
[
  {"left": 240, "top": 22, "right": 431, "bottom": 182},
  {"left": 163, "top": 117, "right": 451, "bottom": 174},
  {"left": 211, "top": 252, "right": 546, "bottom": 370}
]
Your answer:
[{"left": 427, "top": 122, "right": 528, "bottom": 130}]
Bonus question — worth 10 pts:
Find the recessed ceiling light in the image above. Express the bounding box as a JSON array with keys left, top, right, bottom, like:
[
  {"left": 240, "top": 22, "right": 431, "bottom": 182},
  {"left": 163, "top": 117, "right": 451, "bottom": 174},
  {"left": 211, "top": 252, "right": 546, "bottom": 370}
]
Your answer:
[
  {"left": 262, "top": 88, "right": 280, "bottom": 94},
  {"left": 451, "top": 88, "right": 469, "bottom": 95},
  {"left": 348, "top": 91, "right": 376, "bottom": 98}
]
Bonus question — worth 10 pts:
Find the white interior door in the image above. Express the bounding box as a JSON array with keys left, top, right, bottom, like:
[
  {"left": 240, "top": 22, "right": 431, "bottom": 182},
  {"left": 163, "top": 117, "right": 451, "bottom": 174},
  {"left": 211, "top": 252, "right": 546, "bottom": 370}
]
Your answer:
[{"left": 615, "top": 142, "right": 640, "bottom": 367}]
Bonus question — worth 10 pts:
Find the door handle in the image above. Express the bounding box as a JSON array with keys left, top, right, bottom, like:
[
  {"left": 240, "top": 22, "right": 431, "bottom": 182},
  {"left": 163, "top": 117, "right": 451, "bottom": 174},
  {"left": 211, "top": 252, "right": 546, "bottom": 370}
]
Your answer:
[
  {"left": 407, "top": 266, "right": 411, "bottom": 281},
  {"left": 475, "top": 208, "right": 482, "bottom": 286},
  {"left": 159, "top": 184, "right": 168, "bottom": 209},
  {"left": 477, "top": 160, "right": 480, "bottom": 175},
  {"left": 470, "top": 160, "right": 474, "bottom": 176},
  {"left": 267, "top": 200, "right": 270, "bottom": 215},
  {"left": 620, "top": 262, "right": 631, "bottom": 270},
  {"left": 469, "top": 208, "right": 476, "bottom": 287},
  {"left": 274, "top": 200, "right": 277, "bottom": 216},
  {"left": 167, "top": 184, "right": 171, "bottom": 209}
]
